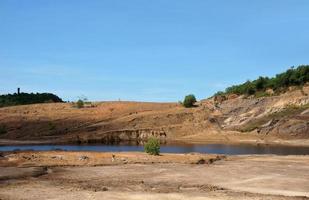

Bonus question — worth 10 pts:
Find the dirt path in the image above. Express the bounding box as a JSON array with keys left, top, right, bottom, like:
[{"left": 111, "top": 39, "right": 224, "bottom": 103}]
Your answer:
[{"left": 0, "top": 152, "right": 308, "bottom": 199}]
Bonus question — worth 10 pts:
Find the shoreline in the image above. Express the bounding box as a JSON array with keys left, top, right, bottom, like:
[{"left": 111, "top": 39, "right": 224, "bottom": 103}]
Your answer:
[
  {"left": 0, "top": 151, "right": 226, "bottom": 167},
  {"left": 1, "top": 150, "right": 309, "bottom": 170},
  {"left": 1, "top": 138, "right": 309, "bottom": 147}
]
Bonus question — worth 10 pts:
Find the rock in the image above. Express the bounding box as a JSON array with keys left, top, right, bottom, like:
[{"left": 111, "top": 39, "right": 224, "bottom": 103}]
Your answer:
[
  {"left": 261, "top": 119, "right": 279, "bottom": 128},
  {"left": 301, "top": 109, "right": 309, "bottom": 116},
  {"left": 266, "top": 88, "right": 274, "bottom": 95},
  {"left": 278, "top": 122, "right": 309, "bottom": 135},
  {"left": 196, "top": 158, "right": 206, "bottom": 164},
  {"left": 31, "top": 167, "right": 48, "bottom": 177},
  {"left": 208, "top": 117, "right": 217, "bottom": 123},
  {"left": 78, "top": 156, "right": 89, "bottom": 161},
  {"left": 227, "top": 94, "right": 238, "bottom": 100},
  {"left": 51, "top": 155, "right": 63, "bottom": 160},
  {"left": 214, "top": 95, "right": 227, "bottom": 104},
  {"left": 261, "top": 120, "right": 273, "bottom": 128},
  {"left": 22, "top": 156, "right": 31, "bottom": 160},
  {"left": 121, "top": 157, "right": 128, "bottom": 164}
]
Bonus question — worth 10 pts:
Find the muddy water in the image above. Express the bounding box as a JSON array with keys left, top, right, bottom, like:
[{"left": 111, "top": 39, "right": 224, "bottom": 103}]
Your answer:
[{"left": 1, "top": 143, "right": 309, "bottom": 155}]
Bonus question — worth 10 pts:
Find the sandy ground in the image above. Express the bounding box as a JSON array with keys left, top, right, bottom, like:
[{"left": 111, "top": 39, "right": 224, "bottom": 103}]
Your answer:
[
  {"left": 0, "top": 151, "right": 223, "bottom": 167},
  {"left": 0, "top": 152, "right": 308, "bottom": 200}
]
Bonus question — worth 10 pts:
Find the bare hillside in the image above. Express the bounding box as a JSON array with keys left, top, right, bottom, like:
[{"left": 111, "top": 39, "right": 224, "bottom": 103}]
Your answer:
[{"left": 0, "top": 86, "right": 308, "bottom": 146}]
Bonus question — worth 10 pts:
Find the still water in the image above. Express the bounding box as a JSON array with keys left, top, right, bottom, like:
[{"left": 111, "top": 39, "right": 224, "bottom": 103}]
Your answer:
[{"left": 1, "top": 143, "right": 309, "bottom": 155}]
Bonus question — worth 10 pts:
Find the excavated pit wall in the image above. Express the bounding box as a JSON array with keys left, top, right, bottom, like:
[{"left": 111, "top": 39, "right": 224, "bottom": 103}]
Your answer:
[{"left": 76, "top": 128, "right": 167, "bottom": 144}]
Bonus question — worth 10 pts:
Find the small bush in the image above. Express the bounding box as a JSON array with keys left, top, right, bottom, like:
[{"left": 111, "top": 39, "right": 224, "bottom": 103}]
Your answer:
[
  {"left": 144, "top": 137, "right": 160, "bottom": 155},
  {"left": 183, "top": 94, "right": 197, "bottom": 108},
  {"left": 0, "top": 125, "right": 7, "bottom": 135},
  {"left": 76, "top": 99, "right": 84, "bottom": 108}
]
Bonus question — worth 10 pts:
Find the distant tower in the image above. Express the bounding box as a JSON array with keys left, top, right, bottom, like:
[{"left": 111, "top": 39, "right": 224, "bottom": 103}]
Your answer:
[{"left": 17, "top": 88, "right": 20, "bottom": 95}]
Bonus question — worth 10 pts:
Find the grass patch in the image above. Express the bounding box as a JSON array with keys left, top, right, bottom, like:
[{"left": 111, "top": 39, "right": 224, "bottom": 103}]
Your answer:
[{"left": 254, "top": 91, "right": 272, "bottom": 98}]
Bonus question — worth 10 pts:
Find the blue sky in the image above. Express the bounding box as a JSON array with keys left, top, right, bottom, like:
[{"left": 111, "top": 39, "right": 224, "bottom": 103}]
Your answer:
[{"left": 1, "top": 0, "right": 308, "bottom": 102}]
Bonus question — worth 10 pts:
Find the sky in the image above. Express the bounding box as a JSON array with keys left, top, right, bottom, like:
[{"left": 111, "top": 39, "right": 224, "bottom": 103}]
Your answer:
[{"left": 0, "top": 0, "right": 309, "bottom": 102}]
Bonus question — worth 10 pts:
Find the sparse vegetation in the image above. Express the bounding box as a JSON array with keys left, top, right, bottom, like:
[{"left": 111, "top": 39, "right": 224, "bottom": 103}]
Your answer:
[
  {"left": 254, "top": 91, "right": 271, "bottom": 98},
  {"left": 76, "top": 99, "right": 84, "bottom": 108},
  {"left": 73, "top": 96, "right": 95, "bottom": 109},
  {"left": 0, "top": 92, "right": 63, "bottom": 108},
  {"left": 215, "top": 65, "right": 309, "bottom": 97},
  {"left": 0, "top": 125, "right": 7, "bottom": 135},
  {"left": 72, "top": 99, "right": 97, "bottom": 109},
  {"left": 144, "top": 137, "right": 160, "bottom": 155},
  {"left": 183, "top": 94, "right": 197, "bottom": 108}
]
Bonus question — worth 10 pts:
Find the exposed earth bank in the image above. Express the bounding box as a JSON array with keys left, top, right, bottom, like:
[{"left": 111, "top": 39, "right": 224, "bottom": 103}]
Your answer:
[
  {"left": 0, "top": 86, "right": 309, "bottom": 147},
  {"left": 0, "top": 151, "right": 308, "bottom": 200}
]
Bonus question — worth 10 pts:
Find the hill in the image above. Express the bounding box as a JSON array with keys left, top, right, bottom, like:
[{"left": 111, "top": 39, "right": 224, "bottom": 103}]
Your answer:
[
  {"left": 0, "top": 66, "right": 308, "bottom": 146},
  {"left": 0, "top": 92, "right": 63, "bottom": 108},
  {"left": 0, "top": 85, "right": 308, "bottom": 146}
]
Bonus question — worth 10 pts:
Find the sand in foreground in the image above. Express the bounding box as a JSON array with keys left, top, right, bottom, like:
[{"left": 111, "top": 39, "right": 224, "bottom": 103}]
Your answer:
[{"left": 0, "top": 152, "right": 308, "bottom": 200}]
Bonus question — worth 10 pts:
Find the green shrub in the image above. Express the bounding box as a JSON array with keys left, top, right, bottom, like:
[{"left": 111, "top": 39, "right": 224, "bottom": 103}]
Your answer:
[
  {"left": 220, "top": 65, "right": 309, "bottom": 96},
  {"left": 0, "top": 125, "right": 7, "bottom": 135},
  {"left": 144, "top": 137, "right": 160, "bottom": 155},
  {"left": 183, "top": 94, "right": 197, "bottom": 108},
  {"left": 76, "top": 99, "right": 84, "bottom": 108}
]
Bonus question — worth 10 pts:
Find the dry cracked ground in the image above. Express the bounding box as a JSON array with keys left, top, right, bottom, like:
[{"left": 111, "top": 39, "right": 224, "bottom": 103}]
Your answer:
[{"left": 0, "top": 152, "right": 308, "bottom": 200}]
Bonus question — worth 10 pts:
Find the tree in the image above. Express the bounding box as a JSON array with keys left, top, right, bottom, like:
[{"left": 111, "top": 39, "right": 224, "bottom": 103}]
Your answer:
[
  {"left": 183, "top": 94, "right": 197, "bottom": 108},
  {"left": 0, "top": 92, "right": 63, "bottom": 108},
  {"left": 218, "top": 65, "right": 309, "bottom": 96},
  {"left": 144, "top": 137, "right": 160, "bottom": 155},
  {"left": 255, "top": 76, "right": 268, "bottom": 91},
  {"left": 76, "top": 99, "right": 84, "bottom": 108}
]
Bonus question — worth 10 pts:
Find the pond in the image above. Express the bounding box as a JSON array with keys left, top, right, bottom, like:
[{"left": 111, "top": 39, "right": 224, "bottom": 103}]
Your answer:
[{"left": 1, "top": 143, "right": 309, "bottom": 155}]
